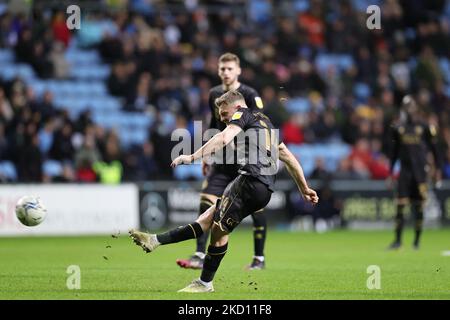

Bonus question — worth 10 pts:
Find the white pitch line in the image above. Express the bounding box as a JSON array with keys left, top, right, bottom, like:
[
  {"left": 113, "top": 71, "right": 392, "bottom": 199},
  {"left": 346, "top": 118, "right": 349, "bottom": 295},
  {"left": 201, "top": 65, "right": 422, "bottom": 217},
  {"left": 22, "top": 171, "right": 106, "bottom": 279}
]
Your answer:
[{"left": 441, "top": 251, "right": 450, "bottom": 256}]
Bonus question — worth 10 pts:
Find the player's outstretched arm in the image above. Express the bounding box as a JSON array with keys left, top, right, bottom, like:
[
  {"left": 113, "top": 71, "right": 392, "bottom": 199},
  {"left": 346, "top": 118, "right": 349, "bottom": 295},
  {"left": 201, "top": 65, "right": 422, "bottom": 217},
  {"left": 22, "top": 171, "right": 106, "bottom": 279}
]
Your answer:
[
  {"left": 425, "top": 124, "right": 443, "bottom": 187},
  {"left": 171, "top": 124, "right": 242, "bottom": 168},
  {"left": 388, "top": 126, "right": 400, "bottom": 176},
  {"left": 278, "top": 143, "right": 319, "bottom": 204}
]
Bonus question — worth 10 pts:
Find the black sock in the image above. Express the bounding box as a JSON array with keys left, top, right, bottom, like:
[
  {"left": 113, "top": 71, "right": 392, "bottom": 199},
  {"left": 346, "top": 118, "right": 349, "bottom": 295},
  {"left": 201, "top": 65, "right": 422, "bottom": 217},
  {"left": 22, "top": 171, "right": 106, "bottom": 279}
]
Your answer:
[
  {"left": 156, "top": 222, "right": 203, "bottom": 245},
  {"left": 412, "top": 203, "right": 423, "bottom": 246},
  {"left": 196, "top": 199, "right": 214, "bottom": 254},
  {"left": 200, "top": 243, "right": 228, "bottom": 283},
  {"left": 251, "top": 211, "right": 266, "bottom": 257},
  {"left": 395, "top": 204, "right": 405, "bottom": 243}
]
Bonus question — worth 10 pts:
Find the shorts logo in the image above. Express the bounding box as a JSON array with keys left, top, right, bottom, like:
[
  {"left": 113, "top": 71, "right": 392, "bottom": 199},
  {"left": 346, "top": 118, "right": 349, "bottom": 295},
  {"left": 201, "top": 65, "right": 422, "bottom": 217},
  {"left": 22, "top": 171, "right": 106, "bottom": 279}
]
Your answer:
[
  {"left": 255, "top": 97, "right": 264, "bottom": 109},
  {"left": 226, "top": 218, "right": 237, "bottom": 228},
  {"left": 231, "top": 112, "right": 243, "bottom": 120}
]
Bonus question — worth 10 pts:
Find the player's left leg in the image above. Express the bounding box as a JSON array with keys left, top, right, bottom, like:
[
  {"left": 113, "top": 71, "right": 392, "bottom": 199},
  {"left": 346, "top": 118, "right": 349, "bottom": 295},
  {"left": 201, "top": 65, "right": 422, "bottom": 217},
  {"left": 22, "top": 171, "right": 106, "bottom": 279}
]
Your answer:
[
  {"left": 178, "top": 175, "right": 272, "bottom": 293},
  {"left": 178, "top": 224, "right": 229, "bottom": 293},
  {"left": 411, "top": 182, "right": 427, "bottom": 250},
  {"left": 129, "top": 204, "right": 216, "bottom": 253},
  {"left": 388, "top": 200, "right": 407, "bottom": 250},
  {"left": 388, "top": 170, "right": 410, "bottom": 250},
  {"left": 248, "top": 209, "right": 266, "bottom": 270},
  {"left": 411, "top": 200, "right": 424, "bottom": 250}
]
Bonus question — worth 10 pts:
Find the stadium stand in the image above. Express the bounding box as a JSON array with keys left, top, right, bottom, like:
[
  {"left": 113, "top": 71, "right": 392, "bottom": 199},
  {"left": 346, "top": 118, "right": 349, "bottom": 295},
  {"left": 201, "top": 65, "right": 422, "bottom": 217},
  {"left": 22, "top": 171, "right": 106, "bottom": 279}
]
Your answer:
[{"left": 0, "top": 0, "right": 449, "bottom": 183}]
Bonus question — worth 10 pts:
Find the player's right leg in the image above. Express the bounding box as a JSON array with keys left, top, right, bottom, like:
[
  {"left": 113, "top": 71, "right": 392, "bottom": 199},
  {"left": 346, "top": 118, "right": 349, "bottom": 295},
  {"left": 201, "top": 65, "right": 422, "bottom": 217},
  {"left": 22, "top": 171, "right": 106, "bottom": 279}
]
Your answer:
[
  {"left": 388, "top": 199, "right": 407, "bottom": 250},
  {"left": 411, "top": 200, "right": 424, "bottom": 250},
  {"left": 388, "top": 171, "right": 410, "bottom": 250},
  {"left": 411, "top": 182, "right": 427, "bottom": 250},
  {"left": 176, "top": 169, "right": 232, "bottom": 269},
  {"left": 129, "top": 204, "right": 216, "bottom": 253},
  {"left": 178, "top": 175, "right": 272, "bottom": 293},
  {"left": 175, "top": 193, "right": 218, "bottom": 269},
  {"left": 247, "top": 209, "right": 266, "bottom": 270},
  {"left": 179, "top": 175, "right": 245, "bottom": 293},
  {"left": 178, "top": 225, "right": 229, "bottom": 293}
]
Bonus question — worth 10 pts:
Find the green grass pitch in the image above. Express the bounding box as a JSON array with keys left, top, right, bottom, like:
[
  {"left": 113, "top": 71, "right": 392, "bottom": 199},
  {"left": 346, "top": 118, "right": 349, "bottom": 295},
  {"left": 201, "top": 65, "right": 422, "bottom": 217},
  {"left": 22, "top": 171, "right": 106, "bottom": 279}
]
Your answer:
[{"left": 0, "top": 229, "right": 449, "bottom": 299}]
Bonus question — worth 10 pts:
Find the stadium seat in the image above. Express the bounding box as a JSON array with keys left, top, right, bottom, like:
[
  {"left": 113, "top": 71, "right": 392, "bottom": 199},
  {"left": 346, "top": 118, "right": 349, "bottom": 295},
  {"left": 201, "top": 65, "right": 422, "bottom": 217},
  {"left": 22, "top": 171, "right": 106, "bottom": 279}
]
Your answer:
[
  {"left": 445, "top": 85, "right": 450, "bottom": 98},
  {"left": 285, "top": 97, "right": 310, "bottom": 113},
  {"left": 353, "top": 82, "right": 371, "bottom": 102},
  {"left": 0, "top": 49, "right": 14, "bottom": 63},
  {"left": 65, "top": 50, "right": 100, "bottom": 65},
  {"left": 130, "top": 129, "right": 148, "bottom": 146},
  {"left": 294, "top": 0, "right": 310, "bottom": 12},
  {"left": 439, "top": 58, "right": 450, "bottom": 83},
  {"left": 43, "top": 160, "right": 63, "bottom": 178},
  {"left": 89, "top": 81, "right": 108, "bottom": 96},
  {"left": 286, "top": 143, "right": 351, "bottom": 176},
  {"left": 315, "top": 54, "right": 355, "bottom": 75},
  {"left": 70, "top": 64, "right": 110, "bottom": 80},
  {"left": 28, "top": 79, "right": 46, "bottom": 96},
  {"left": 173, "top": 164, "right": 203, "bottom": 180},
  {"left": 351, "top": 0, "right": 381, "bottom": 12},
  {"left": 0, "top": 63, "right": 35, "bottom": 81},
  {"left": 408, "top": 57, "right": 417, "bottom": 70},
  {"left": 0, "top": 161, "right": 18, "bottom": 181},
  {"left": 249, "top": 0, "right": 272, "bottom": 23},
  {"left": 161, "top": 111, "right": 176, "bottom": 129}
]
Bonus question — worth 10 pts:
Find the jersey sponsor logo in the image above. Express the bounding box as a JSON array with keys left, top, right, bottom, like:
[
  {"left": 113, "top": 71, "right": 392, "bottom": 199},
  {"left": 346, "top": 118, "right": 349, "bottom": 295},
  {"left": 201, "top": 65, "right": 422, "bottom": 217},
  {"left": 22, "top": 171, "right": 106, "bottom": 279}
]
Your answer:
[
  {"left": 401, "top": 134, "right": 421, "bottom": 144},
  {"left": 429, "top": 125, "right": 437, "bottom": 136},
  {"left": 231, "top": 111, "right": 243, "bottom": 120},
  {"left": 415, "top": 126, "right": 423, "bottom": 135},
  {"left": 255, "top": 97, "right": 264, "bottom": 109}
]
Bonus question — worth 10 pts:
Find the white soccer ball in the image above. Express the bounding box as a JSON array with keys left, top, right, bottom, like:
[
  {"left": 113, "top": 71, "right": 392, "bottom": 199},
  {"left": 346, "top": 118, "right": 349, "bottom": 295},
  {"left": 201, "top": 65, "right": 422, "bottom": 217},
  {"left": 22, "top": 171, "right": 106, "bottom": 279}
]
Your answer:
[{"left": 15, "top": 195, "right": 47, "bottom": 227}]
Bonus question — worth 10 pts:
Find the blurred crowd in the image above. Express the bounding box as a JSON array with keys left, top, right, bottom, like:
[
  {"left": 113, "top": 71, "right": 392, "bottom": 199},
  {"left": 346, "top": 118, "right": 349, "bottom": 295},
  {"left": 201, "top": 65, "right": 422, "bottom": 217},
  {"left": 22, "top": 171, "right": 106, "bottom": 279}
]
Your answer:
[{"left": 0, "top": 0, "right": 449, "bottom": 183}]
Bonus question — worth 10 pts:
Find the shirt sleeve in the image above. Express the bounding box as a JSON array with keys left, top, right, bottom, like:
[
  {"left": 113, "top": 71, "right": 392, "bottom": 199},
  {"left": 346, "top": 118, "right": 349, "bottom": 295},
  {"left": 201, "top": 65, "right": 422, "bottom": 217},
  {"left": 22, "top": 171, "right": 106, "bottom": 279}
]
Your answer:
[
  {"left": 389, "top": 126, "right": 400, "bottom": 174},
  {"left": 229, "top": 109, "right": 251, "bottom": 129},
  {"left": 246, "top": 88, "right": 264, "bottom": 111},
  {"left": 424, "top": 124, "right": 442, "bottom": 169},
  {"left": 208, "top": 92, "right": 218, "bottom": 129}
]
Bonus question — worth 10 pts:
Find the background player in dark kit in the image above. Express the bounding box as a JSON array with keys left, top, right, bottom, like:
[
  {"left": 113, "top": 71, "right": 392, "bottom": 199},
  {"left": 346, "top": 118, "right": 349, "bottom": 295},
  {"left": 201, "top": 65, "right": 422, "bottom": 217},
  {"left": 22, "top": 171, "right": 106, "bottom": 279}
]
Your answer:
[{"left": 388, "top": 95, "right": 442, "bottom": 250}]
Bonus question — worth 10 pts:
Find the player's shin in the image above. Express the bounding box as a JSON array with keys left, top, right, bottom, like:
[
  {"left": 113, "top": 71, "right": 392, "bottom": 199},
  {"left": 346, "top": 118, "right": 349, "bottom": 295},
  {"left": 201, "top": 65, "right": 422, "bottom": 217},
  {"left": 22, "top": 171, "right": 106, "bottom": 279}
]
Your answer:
[
  {"left": 156, "top": 222, "right": 204, "bottom": 245},
  {"left": 200, "top": 243, "right": 228, "bottom": 283},
  {"left": 251, "top": 211, "right": 266, "bottom": 257},
  {"left": 412, "top": 202, "right": 424, "bottom": 247},
  {"left": 394, "top": 204, "right": 405, "bottom": 244},
  {"left": 196, "top": 199, "right": 214, "bottom": 253}
]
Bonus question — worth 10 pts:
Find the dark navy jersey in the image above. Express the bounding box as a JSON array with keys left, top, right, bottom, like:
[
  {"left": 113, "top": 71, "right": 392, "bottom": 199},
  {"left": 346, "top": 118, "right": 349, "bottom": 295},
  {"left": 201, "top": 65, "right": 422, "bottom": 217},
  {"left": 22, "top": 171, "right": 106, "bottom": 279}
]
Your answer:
[
  {"left": 209, "top": 83, "right": 264, "bottom": 131},
  {"left": 390, "top": 121, "right": 441, "bottom": 181},
  {"left": 228, "top": 107, "right": 280, "bottom": 192},
  {"left": 208, "top": 83, "right": 263, "bottom": 175}
]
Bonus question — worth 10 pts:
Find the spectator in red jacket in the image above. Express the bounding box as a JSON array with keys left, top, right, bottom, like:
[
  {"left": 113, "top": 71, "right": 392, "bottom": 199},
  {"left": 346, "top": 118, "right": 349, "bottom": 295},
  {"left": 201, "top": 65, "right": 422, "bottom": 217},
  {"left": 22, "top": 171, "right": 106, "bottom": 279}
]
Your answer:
[
  {"left": 52, "top": 11, "right": 71, "bottom": 47},
  {"left": 282, "top": 114, "right": 305, "bottom": 144}
]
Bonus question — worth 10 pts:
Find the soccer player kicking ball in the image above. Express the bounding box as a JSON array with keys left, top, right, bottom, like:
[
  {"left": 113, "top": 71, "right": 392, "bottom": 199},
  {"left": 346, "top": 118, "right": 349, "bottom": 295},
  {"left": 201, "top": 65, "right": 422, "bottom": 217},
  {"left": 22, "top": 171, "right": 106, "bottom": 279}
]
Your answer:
[
  {"left": 129, "top": 91, "right": 318, "bottom": 293},
  {"left": 176, "top": 53, "right": 269, "bottom": 271},
  {"left": 387, "top": 95, "right": 442, "bottom": 250}
]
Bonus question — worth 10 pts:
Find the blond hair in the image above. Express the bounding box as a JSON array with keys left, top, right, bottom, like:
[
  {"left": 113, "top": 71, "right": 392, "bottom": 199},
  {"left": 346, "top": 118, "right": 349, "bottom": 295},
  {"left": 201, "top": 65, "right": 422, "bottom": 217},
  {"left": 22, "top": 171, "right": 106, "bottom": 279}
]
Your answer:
[
  {"left": 215, "top": 90, "right": 245, "bottom": 108},
  {"left": 218, "top": 52, "right": 240, "bottom": 66}
]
